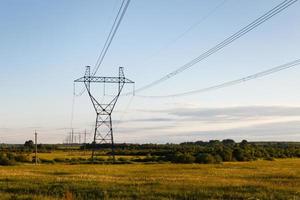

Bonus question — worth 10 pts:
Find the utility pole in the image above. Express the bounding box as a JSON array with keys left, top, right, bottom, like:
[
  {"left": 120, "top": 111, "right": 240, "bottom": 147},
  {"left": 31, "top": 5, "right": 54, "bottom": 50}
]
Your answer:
[
  {"left": 71, "top": 129, "right": 74, "bottom": 145},
  {"left": 75, "top": 66, "right": 134, "bottom": 161},
  {"left": 34, "top": 131, "right": 38, "bottom": 165},
  {"left": 84, "top": 129, "right": 87, "bottom": 155},
  {"left": 68, "top": 134, "right": 70, "bottom": 144},
  {"left": 84, "top": 129, "right": 87, "bottom": 144}
]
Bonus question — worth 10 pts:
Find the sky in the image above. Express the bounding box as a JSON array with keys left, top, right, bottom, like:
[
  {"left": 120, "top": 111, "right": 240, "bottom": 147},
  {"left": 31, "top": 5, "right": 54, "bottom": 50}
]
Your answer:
[{"left": 0, "top": 0, "right": 300, "bottom": 144}]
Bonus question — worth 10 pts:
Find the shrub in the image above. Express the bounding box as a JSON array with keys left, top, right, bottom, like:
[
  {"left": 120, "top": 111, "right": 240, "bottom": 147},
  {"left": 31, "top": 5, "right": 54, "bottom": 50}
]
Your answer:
[
  {"left": 222, "top": 139, "right": 235, "bottom": 146},
  {"left": 232, "top": 148, "right": 253, "bottom": 161},
  {"left": 15, "top": 154, "right": 30, "bottom": 162},
  {"left": 196, "top": 153, "right": 216, "bottom": 164},
  {"left": 219, "top": 148, "right": 233, "bottom": 161},
  {"left": 213, "top": 154, "right": 223, "bottom": 164},
  {"left": 54, "top": 158, "right": 66, "bottom": 163},
  {"left": 0, "top": 153, "right": 16, "bottom": 166},
  {"left": 6, "top": 152, "right": 15, "bottom": 160},
  {"left": 118, "top": 157, "right": 128, "bottom": 162},
  {"left": 40, "top": 158, "right": 55, "bottom": 164},
  {"left": 24, "top": 140, "right": 34, "bottom": 149},
  {"left": 173, "top": 152, "right": 196, "bottom": 163}
]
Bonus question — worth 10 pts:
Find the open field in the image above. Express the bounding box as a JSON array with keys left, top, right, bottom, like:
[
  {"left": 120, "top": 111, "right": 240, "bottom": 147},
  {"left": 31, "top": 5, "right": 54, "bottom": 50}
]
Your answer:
[
  {"left": 0, "top": 159, "right": 299, "bottom": 200},
  {"left": 32, "top": 151, "right": 92, "bottom": 160},
  {"left": 29, "top": 151, "right": 134, "bottom": 160},
  {"left": 27, "top": 151, "right": 142, "bottom": 163}
]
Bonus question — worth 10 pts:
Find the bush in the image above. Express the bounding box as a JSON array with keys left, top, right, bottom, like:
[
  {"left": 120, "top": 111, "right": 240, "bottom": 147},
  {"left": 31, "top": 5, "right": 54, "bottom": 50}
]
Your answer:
[
  {"left": 54, "top": 158, "right": 66, "bottom": 163},
  {"left": 0, "top": 153, "right": 16, "bottom": 166},
  {"left": 40, "top": 158, "right": 55, "bottom": 164},
  {"left": 118, "top": 157, "right": 128, "bottom": 162},
  {"left": 6, "top": 152, "right": 15, "bottom": 160},
  {"left": 15, "top": 154, "right": 30, "bottom": 162},
  {"left": 232, "top": 148, "right": 253, "bottom": 161},
  {"left": 196, "top": 153, "right": 216, "bottom": 164},
  {"left": 173, "top": 153, "right": 195, "bottom": 163},
  {"left": 219, "top": 148, "right": 233, "bottom": 161},
  {"left": 24, "top": 140, "right": 34, "bottom": 149},
  {"left": 213, "top": 154, "right": 223, "bottom": 164}
]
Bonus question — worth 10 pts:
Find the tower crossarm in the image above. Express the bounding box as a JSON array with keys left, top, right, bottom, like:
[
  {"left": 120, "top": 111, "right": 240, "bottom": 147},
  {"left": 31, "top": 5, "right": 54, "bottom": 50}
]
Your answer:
[{"left": 74, "top": 76, "right": 134, "bottom": 84}]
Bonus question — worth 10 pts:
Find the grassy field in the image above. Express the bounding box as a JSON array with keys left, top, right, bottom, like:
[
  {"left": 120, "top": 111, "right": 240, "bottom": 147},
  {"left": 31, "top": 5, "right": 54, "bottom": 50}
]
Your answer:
[
  {"left": 30, "top": 151, "right": 104, "bottom": 160},
  {"left": 28, "top": 151, "right": 140, "bottom": 162},
  {"left": 0, "top": 159, "right": 299, "bottom": 200}
]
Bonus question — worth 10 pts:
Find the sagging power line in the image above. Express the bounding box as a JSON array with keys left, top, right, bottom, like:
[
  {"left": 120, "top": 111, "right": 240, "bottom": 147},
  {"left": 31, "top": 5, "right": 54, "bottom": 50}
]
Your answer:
[
  {"left": 131, "top": 0, "right": 298, "bottom": 94},
  {"left": 75, "top": 0, "right": 131, "bottom": 97},
  {"left": 92, "top": 0, "right": 131, "bottom": 76},
  {"left": 71, "top": 1, "right": 134, "bottom": 162},
  {"left": 71, "top": 0, "right": 298, "bottom": 149},
  {"left": 141, "top": 0, "right": 229, "bottom": 63},
  {"left": 136, "top": 58, "right": 300, "bottom": 98}
]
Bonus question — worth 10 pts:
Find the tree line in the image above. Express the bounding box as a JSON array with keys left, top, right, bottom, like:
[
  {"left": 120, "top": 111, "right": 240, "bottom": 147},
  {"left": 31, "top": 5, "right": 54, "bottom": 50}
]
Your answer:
[
  {"left": 86, "top": 139, "right": 300, "bottom": 163},
  {"left": 1, "top": 139, "right": 300, "bottom": 165}
]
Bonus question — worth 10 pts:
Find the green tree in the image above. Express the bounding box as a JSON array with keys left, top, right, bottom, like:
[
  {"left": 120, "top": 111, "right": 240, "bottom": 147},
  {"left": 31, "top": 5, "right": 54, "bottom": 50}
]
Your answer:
[
  {"left": 222, "top": 139, "right": 235, "bottom": 146},
  {"left": 24, "top": 140, "right": 34, "bottom": 149},
  {"left": 219, "top": 148, "right": 233, "bottom": 161},
  {"left": 232, "top": 148, "right": 253, "bottom": 161},
  {"left": 196, "top": 153, "right": 216, "bottom": 164},
  {"left": 173, "top": 152, "right": 195, "bottom": 163}
]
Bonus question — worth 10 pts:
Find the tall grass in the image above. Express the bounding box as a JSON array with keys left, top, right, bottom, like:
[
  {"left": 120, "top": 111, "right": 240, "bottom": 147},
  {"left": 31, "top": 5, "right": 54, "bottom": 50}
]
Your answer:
[{"left": 0, "top": 159, "right": 299, "bottom": 199}]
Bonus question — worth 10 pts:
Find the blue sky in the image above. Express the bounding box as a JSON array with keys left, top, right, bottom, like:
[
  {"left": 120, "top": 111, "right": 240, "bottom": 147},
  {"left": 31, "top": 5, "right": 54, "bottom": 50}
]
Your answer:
[{"left": 0, "top": 0, "right": 300, "bottom": 143}]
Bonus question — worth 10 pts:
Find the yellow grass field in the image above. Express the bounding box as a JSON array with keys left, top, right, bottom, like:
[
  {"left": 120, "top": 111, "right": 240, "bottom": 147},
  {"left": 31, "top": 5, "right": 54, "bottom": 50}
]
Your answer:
[{"left": 0, "top": 159, "right": 299, "bottom": 200}]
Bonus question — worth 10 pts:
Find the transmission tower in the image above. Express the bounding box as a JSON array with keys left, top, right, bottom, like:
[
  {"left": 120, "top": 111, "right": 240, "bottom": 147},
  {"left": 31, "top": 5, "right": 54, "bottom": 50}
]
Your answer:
[{"left": 75, "top": 66, "right": 134, "bottom": 161}]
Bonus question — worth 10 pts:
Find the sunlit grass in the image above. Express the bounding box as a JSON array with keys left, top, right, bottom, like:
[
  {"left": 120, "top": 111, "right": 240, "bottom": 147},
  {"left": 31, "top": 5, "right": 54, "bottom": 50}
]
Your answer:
[{"left": 0, "top": 159, "right": 299, "bottom": 199}]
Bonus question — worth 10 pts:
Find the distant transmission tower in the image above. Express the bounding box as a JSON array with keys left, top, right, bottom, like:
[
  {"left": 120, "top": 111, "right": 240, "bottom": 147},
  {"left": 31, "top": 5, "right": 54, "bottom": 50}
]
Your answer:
[{"left": 75, "top": 66, "right": 134, "bottom": 161}]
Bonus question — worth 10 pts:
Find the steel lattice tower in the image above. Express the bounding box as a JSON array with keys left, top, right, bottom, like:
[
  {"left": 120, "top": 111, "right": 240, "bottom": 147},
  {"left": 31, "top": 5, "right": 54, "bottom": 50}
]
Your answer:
[{"left": 75, "top": 66, "right": 134, "bottom": 160}]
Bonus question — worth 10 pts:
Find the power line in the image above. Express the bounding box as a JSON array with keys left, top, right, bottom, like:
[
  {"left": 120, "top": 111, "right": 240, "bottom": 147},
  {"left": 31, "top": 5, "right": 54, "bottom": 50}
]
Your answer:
[
  {"left": 141, "top": 0, "right": 229, "bottom": 63},
  {"left": 92, "top": 0, "right": 131, "bottom": 75},
  {"left": 132, "top": 0, "right": 298, "bottom": 94},
  {"left": 75, "top": 0, "right": 131, "bottom": 97},
  {"left": 136, "top": 58, "right": 300, "bottom": 98},
  {"left": 114, "top": 95, "right": 135, "bottom": 129}
]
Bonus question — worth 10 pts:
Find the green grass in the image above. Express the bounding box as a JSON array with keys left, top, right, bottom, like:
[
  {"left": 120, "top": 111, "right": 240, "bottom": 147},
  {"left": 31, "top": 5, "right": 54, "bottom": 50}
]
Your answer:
[{"left": 0, "top": 159, "right": 300, "bottom": 199}]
